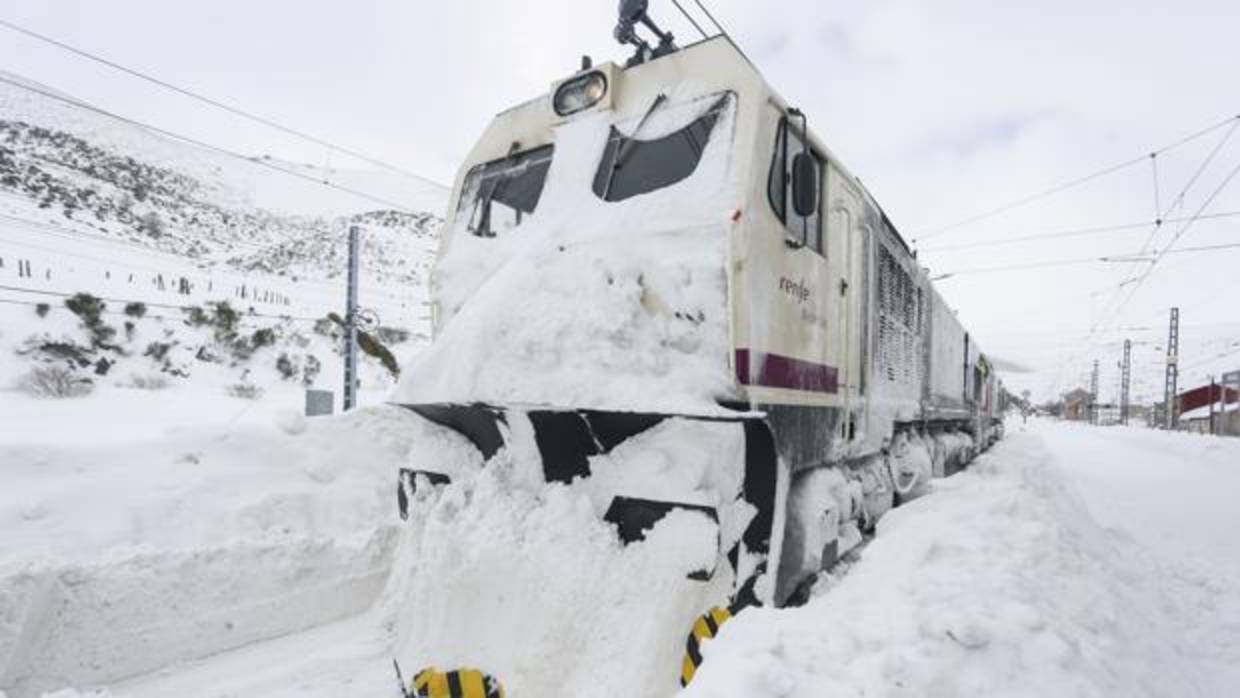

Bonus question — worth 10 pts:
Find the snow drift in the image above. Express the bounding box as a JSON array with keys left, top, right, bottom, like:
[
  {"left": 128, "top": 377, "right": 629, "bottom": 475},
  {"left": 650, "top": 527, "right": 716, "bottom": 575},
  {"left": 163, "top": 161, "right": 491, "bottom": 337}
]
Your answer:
[
  {"left": 0, "top": 406, "right": 419, "bottom": 696},
  {"left": 680, "top": 427, "right": 1200, "bottom": 698}
]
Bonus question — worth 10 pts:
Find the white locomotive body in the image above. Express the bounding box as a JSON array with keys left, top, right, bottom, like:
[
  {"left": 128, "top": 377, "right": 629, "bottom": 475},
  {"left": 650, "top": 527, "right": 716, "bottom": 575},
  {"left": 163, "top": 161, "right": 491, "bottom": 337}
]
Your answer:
[{"left": 392, "top": 24, "right": 1005, "bottom": 695}]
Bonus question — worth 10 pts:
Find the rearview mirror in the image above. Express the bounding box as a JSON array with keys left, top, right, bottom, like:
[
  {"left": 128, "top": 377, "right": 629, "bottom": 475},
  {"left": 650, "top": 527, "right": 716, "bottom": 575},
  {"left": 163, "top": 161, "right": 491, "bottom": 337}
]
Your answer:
[{"left": 791, "top": 152, "right": 818, "bottom": 217}]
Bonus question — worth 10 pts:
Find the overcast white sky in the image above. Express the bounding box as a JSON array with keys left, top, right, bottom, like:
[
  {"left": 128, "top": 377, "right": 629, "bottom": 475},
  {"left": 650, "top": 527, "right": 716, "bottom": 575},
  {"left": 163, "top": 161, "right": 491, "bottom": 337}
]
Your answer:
[{"left": 1, "top": 0, "right": 1238, "bottom": 403}]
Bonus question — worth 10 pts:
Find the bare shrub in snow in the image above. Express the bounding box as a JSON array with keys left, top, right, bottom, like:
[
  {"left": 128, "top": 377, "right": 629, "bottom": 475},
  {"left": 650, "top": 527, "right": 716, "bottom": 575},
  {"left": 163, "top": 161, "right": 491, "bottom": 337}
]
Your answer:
[
  {"left": 251, "top": 327, "right": 277, "bottom": 349},
  {"left": 125, "top": 373, "right": 170, "bottom": 390},
  {"left": 144, "top": 341, "right": 173, "bottom": 361},
  {"left": 17, "top": 365, "right": 93, "bottom": 398},
  {"left": 313, "top": 315, "right": 339, "bottom": 338},
  {"left": 302, "top": 354, "right": 321, "bottom": 386},
  {"left": 64, "top": 293, "right": 105, "bottom": 325},
  {"left": 185, "top": 305, "right": 210, "bottom": 327},
  {"left": 212, "top": 302, "right": 240, "bottom": 334},
  {"left": 140, "top": 211, "right": 165, "bottom": 238},
  {"left": 227, "top": 382, "right": 264, "bottom": 400},
  {"left": 276, "top": 352, "right": 299, "bottom": 380},
  {"left": 124, "top": 302, "right": 147, "bottom": 318},
  {"left": 65, "top": 292, "right": 118, "bottom": 349}
]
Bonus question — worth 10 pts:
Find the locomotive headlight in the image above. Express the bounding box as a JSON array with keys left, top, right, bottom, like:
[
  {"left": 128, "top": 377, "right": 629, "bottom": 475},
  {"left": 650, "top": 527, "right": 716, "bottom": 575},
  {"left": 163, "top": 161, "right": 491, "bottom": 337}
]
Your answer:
[{"left": 553, "top": 71, "right": 608, "bottom": 116}]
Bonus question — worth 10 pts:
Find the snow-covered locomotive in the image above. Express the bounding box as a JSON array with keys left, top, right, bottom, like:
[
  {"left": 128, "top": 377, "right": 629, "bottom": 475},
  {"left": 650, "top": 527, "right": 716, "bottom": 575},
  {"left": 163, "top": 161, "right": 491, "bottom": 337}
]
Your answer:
[{"left": 391, "top": 4, "right": 1004, "bottom": 694}]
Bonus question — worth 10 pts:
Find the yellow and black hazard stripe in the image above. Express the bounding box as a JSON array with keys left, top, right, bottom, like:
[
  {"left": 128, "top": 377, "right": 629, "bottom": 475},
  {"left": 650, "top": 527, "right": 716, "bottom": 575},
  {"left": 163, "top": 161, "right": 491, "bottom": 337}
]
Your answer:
[
  {"left": 680, "top": 605, "right": 732, "bottom": 687},
  {"left": 412, "top": 667, "right": 504, "bottom": 698}
]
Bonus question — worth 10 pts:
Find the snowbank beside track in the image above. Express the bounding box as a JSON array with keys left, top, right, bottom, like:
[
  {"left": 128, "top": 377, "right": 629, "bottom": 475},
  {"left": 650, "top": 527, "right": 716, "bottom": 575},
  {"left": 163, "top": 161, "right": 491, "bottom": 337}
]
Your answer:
[
  {"left": 681, "top": 428, "right": 1199, "bottom": 698},
  {"left": 0, "top": 530, "right": 395, "bottom": 696},
  {"left": 0, "top": 400, "right": 420, "bottom": 696}
]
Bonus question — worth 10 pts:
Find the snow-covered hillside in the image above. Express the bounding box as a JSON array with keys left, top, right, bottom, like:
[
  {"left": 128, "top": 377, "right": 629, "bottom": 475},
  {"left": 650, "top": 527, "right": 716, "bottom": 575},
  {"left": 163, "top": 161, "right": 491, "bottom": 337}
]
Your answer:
[
  {"left": 0, "top": 70, "right": 447, "bottom": 398},
  {"left": 0, "top": 72, "right": 449, "bottom": 697},
  {"left": 0, "top": 69, "right": 444, "bottom": 303}
]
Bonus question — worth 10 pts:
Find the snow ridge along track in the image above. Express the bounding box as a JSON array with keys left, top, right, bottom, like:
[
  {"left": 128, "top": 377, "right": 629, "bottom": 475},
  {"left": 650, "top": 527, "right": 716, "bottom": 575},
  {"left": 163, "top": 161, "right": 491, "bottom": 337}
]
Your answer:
[{"left": 680, "top": 425, "right": 1207, "bottom": 698}]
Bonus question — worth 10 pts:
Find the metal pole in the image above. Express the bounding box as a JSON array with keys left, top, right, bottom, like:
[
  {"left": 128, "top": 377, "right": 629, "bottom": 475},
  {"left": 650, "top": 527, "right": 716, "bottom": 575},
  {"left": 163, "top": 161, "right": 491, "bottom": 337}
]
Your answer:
[
  {"left": 1224, "top": 370, "right": 1240, "bottom": 438},
  {"left": 1090, "top": 360, "right": 1099, "bottom": 425},
  {"left": 1209, "top": 376, "right": 1217, "bottom": 435},
  {"left": 1120, "top": 339, "right": 1131, "bottom": 425},
  {"left": 344, "top": 225, "right": 360, "bottom": 411},
  {"left": 1163, "top": 307, "right": 1179, "bottom": 429}
]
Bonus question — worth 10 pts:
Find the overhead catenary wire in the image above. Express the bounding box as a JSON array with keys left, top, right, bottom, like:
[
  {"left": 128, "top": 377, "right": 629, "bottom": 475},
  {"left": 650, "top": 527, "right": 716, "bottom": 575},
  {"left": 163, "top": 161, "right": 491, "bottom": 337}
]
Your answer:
[
  {"left": 670, "top": 0, "right": 710, "bottom": 40},
  {"left": 1023, "top": 118, "right": 1240, "bottom": 381},
  {"left": 932, "top": 241, "right": 1240, "bottom": 279},
  {"left": 1131, "top": 117, "right": 1240, "bottom": 258},
  {"left": 0, "top": 17, "right": 445, "bottom": 190},
  {"left": 1047, "top": 135, "right": 1240, "bottom": 395},
  {"left": 1150, "top": 153, "right": 1162, "bottom": 222},
  {"left": 1078, "top": 139, "right": 1239, "bottom": 349},
  {"left": 690, "top": 0, "right": 730, "bottom": 38},
  {"left": 1097, "top": 157, "right": 1240, "bottom": 326},
  {"left": 918, "top": 210, "right": 1240, "bottom": 252},
  {"left": 913, "top": 112, "right": 1240, "bottom": 242},
  {"left": 0, "top": 75, "right": 421, "bottom": 214},
  {"left": 1181, "top": 344, "right": 1240, "bottom": 372}
]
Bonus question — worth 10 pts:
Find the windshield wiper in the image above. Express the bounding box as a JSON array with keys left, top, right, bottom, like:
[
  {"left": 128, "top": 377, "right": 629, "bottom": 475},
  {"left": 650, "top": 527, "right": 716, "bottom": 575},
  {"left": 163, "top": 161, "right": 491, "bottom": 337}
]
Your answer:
[{"left": 602, "top": 92, "right": 668, "bottom": 199}]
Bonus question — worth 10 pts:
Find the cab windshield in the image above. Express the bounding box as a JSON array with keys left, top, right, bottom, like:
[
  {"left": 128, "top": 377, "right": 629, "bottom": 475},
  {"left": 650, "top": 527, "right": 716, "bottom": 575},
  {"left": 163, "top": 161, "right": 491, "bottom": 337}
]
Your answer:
[
  {"left": 593, "top": 92, "right": 733, "bottom": 203},
  {"left": 458, "top": 144, "right": 554, "bottom": 238}
]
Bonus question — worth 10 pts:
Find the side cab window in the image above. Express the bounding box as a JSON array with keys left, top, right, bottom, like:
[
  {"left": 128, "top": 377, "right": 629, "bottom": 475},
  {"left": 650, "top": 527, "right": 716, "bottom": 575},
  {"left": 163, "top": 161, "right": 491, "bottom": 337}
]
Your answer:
[{"left": 767, "top": 116, "right": 824, "bottom": 253}]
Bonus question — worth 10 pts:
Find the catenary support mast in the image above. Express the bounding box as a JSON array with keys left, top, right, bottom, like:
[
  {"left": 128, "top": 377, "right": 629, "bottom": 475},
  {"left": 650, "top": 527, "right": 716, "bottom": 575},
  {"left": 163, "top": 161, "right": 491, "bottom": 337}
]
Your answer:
[
  {"left": 344, "top": 225, "right": 360, "bottom": 411},
  {"left": 1120, "top": 339, "right": 1132, "bottom": 425},
  {"left": 1163, "top": 307, "right": 1179, "bottom": 429}
]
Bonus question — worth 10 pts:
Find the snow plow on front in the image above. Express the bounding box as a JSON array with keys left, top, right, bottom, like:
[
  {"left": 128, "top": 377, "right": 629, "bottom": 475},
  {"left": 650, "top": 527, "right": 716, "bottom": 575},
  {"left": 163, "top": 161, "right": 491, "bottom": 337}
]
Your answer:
[{"left": 388, "top": 2, "right": 1006, "bottom": 695}]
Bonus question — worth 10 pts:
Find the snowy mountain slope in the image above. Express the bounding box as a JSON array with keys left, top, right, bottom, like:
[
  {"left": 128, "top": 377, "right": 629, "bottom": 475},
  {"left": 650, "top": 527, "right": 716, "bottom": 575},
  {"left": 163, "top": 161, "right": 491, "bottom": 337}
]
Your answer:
[
  {"left": 0, "top": 70, "right": 449, "bottom": 216},
  {"left": 0, "top": 70, "right": 446, "bottom": 400},
  {"left": 0, "top": 70, "right": 446, "bottom": 297}
]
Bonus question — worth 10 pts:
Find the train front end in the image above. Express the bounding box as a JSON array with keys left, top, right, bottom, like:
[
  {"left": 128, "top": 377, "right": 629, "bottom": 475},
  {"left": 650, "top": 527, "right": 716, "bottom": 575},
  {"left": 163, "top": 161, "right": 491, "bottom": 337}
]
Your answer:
[{"left": 386, "top": 35, "right": 785, "bottom": 697}]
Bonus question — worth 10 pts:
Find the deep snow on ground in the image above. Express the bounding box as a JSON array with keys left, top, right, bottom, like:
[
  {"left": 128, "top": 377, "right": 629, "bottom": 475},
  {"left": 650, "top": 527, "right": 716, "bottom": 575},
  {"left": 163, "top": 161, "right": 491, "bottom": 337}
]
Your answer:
[
  {"left": 0, "top": 388, "right": 420, "bottom": 696},
  {"left": 5, "top": 417, "right": 1240, "bottom": 697},
  {"left": 1028, "top": 421, "right": 1240, "bottom": 695},
  {"left": 684, "top": 419, "right": 1240, "bottom": 698}
]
